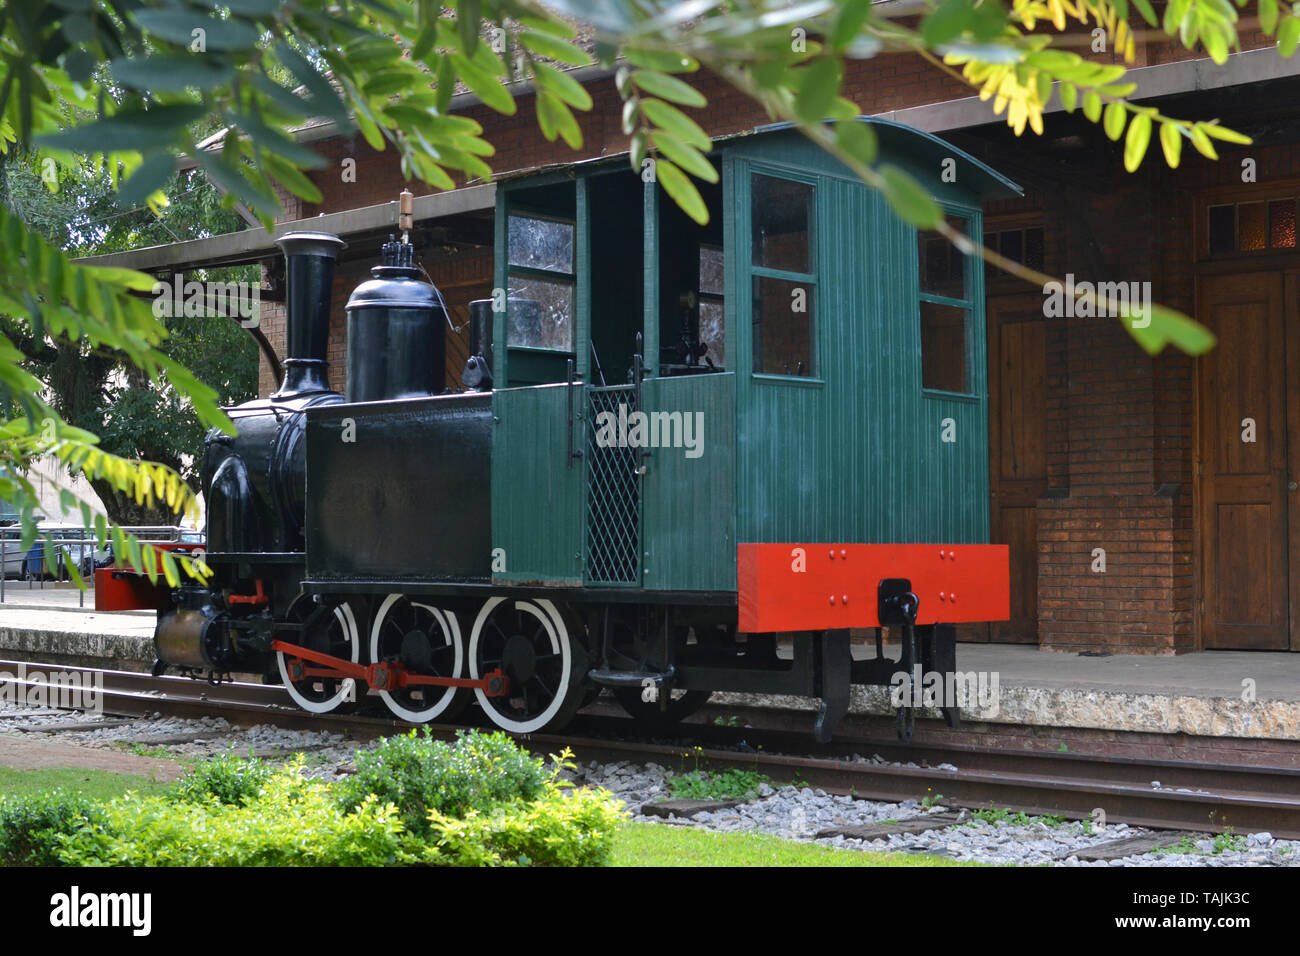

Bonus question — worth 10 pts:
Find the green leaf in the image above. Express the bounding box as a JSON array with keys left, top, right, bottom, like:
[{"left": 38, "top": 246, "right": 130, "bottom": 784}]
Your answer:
[
  {"left": 458, "top": 0, "right": 481, "bottom": 55},
  {"left": 1189, "top": 124, "right": 1218, "bottom": 159},
  {"left": 1059, "top": 82, "right": 1077, "bottom": 113},
  {"left": 830, "top": 0, "right": 873, "bottom": 50},
  {"left": 250, "top": 73, "right": 315, "bottom": 120},
  {"left": 1201, "top": 123, "right": 1252, "bottom": 144},
  {"left": 110, "top": 56, "right": 234, "bottom": 93},
  {"left": 116, "top": 152, "right": 175, "bottom": 209},
  {"left": 834, "top": 119, "right": 877, "bottom": 164},
  {"left": 451, "top": 53, "right": 517, "bottom": 115},
  {"left": 436, "top": 55, "right": 455, "bottom": 114},
  {"left": 261, "top": 153, "right": 324, "bottom": 204},
  {"left": 36, "top": 105, "right": 205, "bottom": 153},
  {"left": 350, "top": 96, "right": 388, "bottom": 152},
  {"left": 1104, "top": 101, "right": 1127, "bottom": 141},
  {"left": 878, "top": 164, "right": 941, "bottom": 228},
  {"left": 623, "top": 48, "right": 698, "bottom": 73},
  {"left": 1082, "top": 91, "right": 1102, "bottom": 122},
  {"left": 276, "top": 41, "right": 352, "bottom": 127},
  {"left": 632, "top": 70, "right": 707, "bottom": 108},
  {"left": 132, "top": 10, "right": 261, "bottom": 51},
  {"left": 653, "top": 132, "right": 718, "bottom": 183},
  {"left": 412, "top": 23, "right": 438, "bottom": 60},
  {"left": 1123, "top": 113, "right": 1152, "bottom": 171},
  {"left": 1127, "top": 303, "right": 1216, "bottom": 355},
  {"left": 1159, "top": 121, "right": 1183, "bottom": 167},
  {"left": 794, "top": 58, "right": 841, "bottom": 124},
  {"left": 1260, "top": 0, "right": 1280, "bottom": 35},
  {"left": 520, "top": 31, "right": 592, "bottom": 67},
  {"left": 232, "top": 111, "right": 329, "bottom": 168},
  {"left": 533, "top": 61, "right": 594, "bottom": 110},
  {"left": 656, "top": 160, "right": 708, "bottom": 226},
  {"left": 640, "top": 98, "right": 711, "bottom": 151},
  {"left": 922, "top": 0, "right": 977, "bottom": 46},
  {"left": 1130, "top": 0, "right": 1159, "bottom": 26}
]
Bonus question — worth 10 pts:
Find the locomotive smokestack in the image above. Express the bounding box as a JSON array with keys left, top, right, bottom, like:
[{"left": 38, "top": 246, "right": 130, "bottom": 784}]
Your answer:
[{"left": 272, "top": 232, "right": 346, "bottom": 398}]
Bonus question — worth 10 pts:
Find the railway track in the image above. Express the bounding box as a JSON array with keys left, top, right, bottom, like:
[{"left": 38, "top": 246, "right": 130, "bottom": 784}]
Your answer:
[{"left": 4, "top": 657, "right": 1300, "bottom": 839}]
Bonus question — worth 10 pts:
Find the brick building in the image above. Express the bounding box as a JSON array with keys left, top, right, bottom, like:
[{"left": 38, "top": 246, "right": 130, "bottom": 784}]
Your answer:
[{"left": 85, "top": 24, "right": 1300, "bottom": 656}]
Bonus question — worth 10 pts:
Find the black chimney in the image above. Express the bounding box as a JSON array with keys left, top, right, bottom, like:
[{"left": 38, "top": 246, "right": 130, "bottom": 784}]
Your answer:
[{"left": 272, "top": 232, "right": 346, "bottom": 398}]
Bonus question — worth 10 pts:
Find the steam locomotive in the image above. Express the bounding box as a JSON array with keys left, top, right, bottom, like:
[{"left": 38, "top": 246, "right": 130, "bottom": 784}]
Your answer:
[{"left": 105, "top": 120, "right": 1014, "bottom": 741}]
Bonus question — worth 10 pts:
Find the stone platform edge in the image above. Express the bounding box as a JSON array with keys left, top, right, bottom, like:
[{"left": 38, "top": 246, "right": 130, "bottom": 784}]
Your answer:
[{"left": 714, "top": 684, "right": 1300, "bottom": 741}]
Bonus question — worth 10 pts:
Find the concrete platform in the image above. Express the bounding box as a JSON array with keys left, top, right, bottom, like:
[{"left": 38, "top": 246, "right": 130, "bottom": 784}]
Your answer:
[
  {"left": 715, "top": 640, "right": 1300, "bottom": 742},
  {"left": 2, "top": 590, "right": 1299, "bottom": 740},
  {"left": 0, "top": 586, "right": 155, "bottom": 670}
]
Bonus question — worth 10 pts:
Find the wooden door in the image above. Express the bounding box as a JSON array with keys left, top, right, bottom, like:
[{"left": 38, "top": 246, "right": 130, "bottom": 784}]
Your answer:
[
  {"left": 1197, "top": 272, "right": 1290, "bottom": 649},
  {"left": 985, "top": 294, "right": 1049, "bottom": 643}
]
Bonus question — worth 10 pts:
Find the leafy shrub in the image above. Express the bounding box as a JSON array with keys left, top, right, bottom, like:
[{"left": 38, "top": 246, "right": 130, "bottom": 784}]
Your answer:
[
  {"left": 424, "top": 783, "right": 627, "bottom": 867},
  {"left": 336, "top": 728, "right": 548, "bottom": 837},
  {"left": 0, "top": 789, "right": 105, "bottom": 866},
  {"left": 57, "top": 758, "right": 405, "bottom": 867},
  {"left": 168, "top": 751, "right": 272, "bottom": 806},
  {"left": 669, "top": 768, "right": 768, "bottom": 801}
]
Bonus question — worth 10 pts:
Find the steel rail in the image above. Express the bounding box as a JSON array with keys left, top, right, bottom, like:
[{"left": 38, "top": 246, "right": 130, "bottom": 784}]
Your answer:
[{"left": 4, "top": 658, "right": 1300, "bottom": 838}]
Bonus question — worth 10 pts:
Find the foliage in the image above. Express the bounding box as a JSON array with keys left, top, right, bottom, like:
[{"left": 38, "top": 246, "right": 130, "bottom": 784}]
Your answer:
[
  {"left": 335, "top": 727, "right": 549, "bottom": 838},
  {"left": 0, "top": 788, "right": 107, "bottom": 866},
  {"left": 2, "top": 151, "right": 257, "bottom": 523},
  {"left": 0, "top": 0, "right": 1280, "bottom": 556},
  {"left": 669, "top": 768, "right": 770, "bottom": 800},
  {"left": 55, "top": 759, "right": 406, "bottom": 867},
  {"left": 12, "top": 746, "right": 624, "bottom": 868},
  {"left": 422, "top": 781, "right": 627, "bottom": 866},
  {"left": 166, "top": 750, "right": 272, "bottom": 807}
]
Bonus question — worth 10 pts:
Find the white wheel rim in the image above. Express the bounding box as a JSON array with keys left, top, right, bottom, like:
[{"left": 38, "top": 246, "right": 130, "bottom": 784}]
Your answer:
[
  {"left": 277, "top": 602, "right": 359, "bottom": 714},
  {"left": 469, "top": 597, "right": 571, "bottom": 734},
  {"left": 369, "top": 593, "right": 463, "bottom": 722}
]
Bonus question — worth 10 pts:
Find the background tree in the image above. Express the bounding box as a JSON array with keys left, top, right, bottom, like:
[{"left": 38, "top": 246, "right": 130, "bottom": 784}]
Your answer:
[
  {"left": 1, "top": 150, "right": 257, "bottom": 525},
  {"left": 0, "top": 0, "right": 1282, "bottom": 579}
]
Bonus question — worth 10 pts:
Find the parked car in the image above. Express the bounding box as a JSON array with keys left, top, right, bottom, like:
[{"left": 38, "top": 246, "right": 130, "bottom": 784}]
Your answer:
[{"left": 20, "top": 525, "right": 105, "bottom": 580}]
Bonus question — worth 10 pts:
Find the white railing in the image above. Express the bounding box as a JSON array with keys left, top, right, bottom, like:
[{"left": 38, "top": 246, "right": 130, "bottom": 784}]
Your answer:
[{"left": 0, "top": 525, "right": 194, "bottom": 608}]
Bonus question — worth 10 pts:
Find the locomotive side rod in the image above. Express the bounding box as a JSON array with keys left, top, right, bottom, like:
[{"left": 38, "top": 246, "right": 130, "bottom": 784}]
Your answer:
[{"left": 269, "top": 640, "right": 509, "bottom": 696}]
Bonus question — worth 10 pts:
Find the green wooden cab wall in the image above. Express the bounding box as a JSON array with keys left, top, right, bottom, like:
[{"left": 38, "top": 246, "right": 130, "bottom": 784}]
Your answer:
[{"left": 489, "top": 118, "right": 1021, "bottom": 593}]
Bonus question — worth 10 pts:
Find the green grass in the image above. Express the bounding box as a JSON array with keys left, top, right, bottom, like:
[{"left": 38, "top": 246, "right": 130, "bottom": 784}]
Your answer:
[
  {"left": 668, "top": 768, "right": 769, "bottom": 801},
  {"left": 612, "top": 822, "right": 990, "bottom": 867},
  {"left": 0, "top": 766, "right": 170, "bottom": 801},
  {"left": 1154, "top": 827, "right": 1248, "bottom": 856}
]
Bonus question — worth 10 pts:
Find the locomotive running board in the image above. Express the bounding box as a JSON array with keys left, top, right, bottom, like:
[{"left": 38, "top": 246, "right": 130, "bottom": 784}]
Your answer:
[{"left": 737, "top": 543, "right": 1010, "bottom": 633}]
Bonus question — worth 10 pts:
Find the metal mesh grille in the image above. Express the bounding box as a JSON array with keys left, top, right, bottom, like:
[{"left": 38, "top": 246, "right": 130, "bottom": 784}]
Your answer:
[{"left": 586, "top": 385, "right": 640, "bottom": 585}]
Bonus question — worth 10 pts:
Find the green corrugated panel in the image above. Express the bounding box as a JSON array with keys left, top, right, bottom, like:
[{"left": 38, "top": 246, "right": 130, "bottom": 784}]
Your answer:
[
  {"left": 491, "top": 383, "right": 584, "bottom": 585},
  {"left": 731, "top": 139, "right": 991, "bottom": 548},
  {"left": 641, "top": 373, "right": 736, "bottom": 591}
]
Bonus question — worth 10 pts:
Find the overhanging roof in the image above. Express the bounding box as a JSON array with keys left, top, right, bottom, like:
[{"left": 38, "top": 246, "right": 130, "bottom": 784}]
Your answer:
[{"left": 73, "top": 183, "right": 496, "bottom": 273}]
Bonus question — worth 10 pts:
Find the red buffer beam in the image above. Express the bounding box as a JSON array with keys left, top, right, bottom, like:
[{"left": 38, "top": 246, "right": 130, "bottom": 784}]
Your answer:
[{"left": 737, "top": 543, "right": 1010, "bottom": 633}]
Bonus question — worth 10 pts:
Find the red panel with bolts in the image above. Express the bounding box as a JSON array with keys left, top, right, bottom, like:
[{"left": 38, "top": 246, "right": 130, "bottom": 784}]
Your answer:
[
  {"left": 93, "top": 542, "right": 205, "bottom": 612},
  {"left": 737, "top": 542, "right": 1011, "bottom": 633}
]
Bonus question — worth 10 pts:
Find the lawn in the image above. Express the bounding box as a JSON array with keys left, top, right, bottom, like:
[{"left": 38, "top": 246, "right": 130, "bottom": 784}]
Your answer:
[
  {"left": 0, "top": 765, "right": 170, "bottom": 801},
  {"left": 612, "top": 821, "right": 986, "bottom": 867}
]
